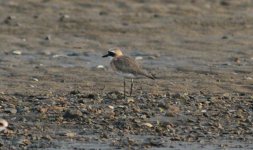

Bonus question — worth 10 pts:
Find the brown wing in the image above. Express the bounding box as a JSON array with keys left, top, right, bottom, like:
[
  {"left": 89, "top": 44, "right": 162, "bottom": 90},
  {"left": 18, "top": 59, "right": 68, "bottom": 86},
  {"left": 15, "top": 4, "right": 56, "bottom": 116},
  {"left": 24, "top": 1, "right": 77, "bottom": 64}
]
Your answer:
[{"left": 111, "top": 56, "right": 154, "bottom": 79}]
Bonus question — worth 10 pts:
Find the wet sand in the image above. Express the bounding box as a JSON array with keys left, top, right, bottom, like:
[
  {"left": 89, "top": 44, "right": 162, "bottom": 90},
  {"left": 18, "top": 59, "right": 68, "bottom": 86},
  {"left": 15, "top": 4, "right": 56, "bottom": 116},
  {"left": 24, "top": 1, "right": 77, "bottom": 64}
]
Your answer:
[{"left": 0, "top": 0, "right": 252, "bottom": 149}]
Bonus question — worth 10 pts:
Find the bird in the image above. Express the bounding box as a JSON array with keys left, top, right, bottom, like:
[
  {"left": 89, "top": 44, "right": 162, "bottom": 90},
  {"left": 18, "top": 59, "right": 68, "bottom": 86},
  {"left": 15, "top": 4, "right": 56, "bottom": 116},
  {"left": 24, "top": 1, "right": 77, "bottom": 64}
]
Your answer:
[{"left": 102, "top": 48, "right": 155, "bottom": 98}]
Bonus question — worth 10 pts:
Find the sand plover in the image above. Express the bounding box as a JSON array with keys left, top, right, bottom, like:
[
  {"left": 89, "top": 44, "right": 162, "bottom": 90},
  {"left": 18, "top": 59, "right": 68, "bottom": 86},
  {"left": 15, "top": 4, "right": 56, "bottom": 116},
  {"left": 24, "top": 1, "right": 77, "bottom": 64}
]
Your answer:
[{"left": 102, "top": 48, "right": 154, "bottom": 98}]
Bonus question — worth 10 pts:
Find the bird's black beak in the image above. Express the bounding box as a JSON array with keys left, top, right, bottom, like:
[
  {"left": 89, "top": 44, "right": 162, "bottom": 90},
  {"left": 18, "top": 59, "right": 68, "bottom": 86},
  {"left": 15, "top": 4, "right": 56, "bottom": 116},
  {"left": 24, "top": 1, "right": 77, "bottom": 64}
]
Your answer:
[
  {"left": 102, "top": 51, "right": 115, "bottom": 58},
  {"left": 102, "top": 53, "right": 110, "bottom": 57}
]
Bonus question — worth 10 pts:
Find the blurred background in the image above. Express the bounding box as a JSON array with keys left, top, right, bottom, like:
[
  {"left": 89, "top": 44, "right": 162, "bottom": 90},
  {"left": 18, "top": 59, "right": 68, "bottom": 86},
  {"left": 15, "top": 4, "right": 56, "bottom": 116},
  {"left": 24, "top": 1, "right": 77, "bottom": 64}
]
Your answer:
[{"left": 0, "top": 0, "right": 252, "bottom": 94}]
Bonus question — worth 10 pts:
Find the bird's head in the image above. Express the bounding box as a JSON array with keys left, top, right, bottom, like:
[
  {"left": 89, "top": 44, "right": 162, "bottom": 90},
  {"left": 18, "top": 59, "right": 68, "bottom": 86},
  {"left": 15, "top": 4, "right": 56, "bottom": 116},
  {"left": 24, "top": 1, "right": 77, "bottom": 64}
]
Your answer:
[{"left": 102, "top": 48, "right": 123, "bottom": 58}]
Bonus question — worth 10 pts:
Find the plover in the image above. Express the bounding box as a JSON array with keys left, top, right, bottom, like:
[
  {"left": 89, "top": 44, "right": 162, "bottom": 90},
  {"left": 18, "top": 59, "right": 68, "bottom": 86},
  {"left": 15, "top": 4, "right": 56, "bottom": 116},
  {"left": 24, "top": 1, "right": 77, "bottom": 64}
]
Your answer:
[{"left": 102, "top": 48, "right": 154, "bottom": 98}]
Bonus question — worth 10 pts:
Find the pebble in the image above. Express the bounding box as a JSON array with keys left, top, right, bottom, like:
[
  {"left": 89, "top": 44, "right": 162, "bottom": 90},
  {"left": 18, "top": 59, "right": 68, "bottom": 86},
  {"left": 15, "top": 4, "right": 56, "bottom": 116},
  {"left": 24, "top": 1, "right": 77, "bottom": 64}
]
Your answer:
[
  {"left": 45, "top": 35, "right": 51, "bottom": 41},
  {"left": 67, "top": 52, "right": 79, "bottom": 56},
  {"left": 127, "top": 97, "right": 135, "bottom": 103},
  {"left": 148, "top": 53, "right": 160, "bottom": 60},
  {"left": 144, "top": 137, "right": 165, "bottom": 147},
  {"left": 107, "top": 93, "right": 118, "bottom": 100},
  {"left": 165, "top": 105, "right": 180, "bottom": 117},
  {"left": 4, "top": 108, "right": 17, "bottom": 114},
  {"left": 12, "top": 50, "right": 22, "bottom": 55},
  {"left": 234, "top": 57, "right": 240, "bottom": 64},
  {"left": 0, "top": 119, "right": 8, "bottom": 131},
  {"left": 65, "top": 132, "right": 76, "bottom": 138},
  {"left": 96, "top": 65, "right": 105, "bottom": 69},
  {"left": 59, "top": 14, "right": 70, "bottom": 21},
  {"left": 157, "top": 100, "right": 168, "bottom": 109},
  {"left": 70, "top": 90, "right": 81, "bottom": 95},
  {"left": 142, "top": 122, "right": 153, "bottom": 128},
  {"left": 4, "top": 15, "right": 18, "bottom": 26},
  {"left": 38, "top": 107, "right": 48, "bottom": 113},
  {"left": 223, "top": 93, "right": 230, "bottom": 98},
  {"left": 32, "top": 78, "right": 39, "bottom": 82},
  {"left": 99, "top": 11, "right": 108, "bottom": 16},
  {"left": 63, "top": 109, "right": 83, "bottom": 119},
  {"left": 87, "top": 93, "right": 99, "bottom": 100},
  {"left": 42, "top": 135, "right": 53, "bottom": 141},
  {"left": 108, "top": 105, "right": 114, "bottom": 109},
  {"left": 135, "top": 56, "right": 143, "bottom": 60},
  {"left": 201, "top": 110, "right": 207, "bottom": 113},
  {"left": 16, "top": 138, "right": 31, "bottom": 146},
  {"left": 246, "top": 77, "right": 252, "bottom": 80},
  {"left": 147, "top": 56, "right": 157, "bottom": 60}
]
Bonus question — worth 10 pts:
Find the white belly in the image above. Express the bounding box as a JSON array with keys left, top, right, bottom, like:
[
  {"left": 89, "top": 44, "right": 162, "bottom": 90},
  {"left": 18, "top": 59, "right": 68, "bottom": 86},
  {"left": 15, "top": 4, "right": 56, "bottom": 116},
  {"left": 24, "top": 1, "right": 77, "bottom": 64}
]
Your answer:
[{"left": 116, "top": 71, "right": 136, "bottom": 78}]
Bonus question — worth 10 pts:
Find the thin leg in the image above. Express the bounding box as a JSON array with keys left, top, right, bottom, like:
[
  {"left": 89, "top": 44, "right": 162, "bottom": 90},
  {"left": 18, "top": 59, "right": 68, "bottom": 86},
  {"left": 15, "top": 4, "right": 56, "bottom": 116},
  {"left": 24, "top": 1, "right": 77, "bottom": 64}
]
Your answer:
[
  {"left": 130, "top": 78, "right": 134, "bottom": 96},
  {"left": 124, "top": 78, "right": 126, "bottom": 99}
]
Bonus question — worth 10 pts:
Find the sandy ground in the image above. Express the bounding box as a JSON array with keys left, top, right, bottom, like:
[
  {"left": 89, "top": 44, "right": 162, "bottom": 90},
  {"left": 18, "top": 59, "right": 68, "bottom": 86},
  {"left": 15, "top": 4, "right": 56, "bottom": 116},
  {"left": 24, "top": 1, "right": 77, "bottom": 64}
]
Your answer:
[{"left": 0, "top": 0, "right": 252, "bottom": 149}]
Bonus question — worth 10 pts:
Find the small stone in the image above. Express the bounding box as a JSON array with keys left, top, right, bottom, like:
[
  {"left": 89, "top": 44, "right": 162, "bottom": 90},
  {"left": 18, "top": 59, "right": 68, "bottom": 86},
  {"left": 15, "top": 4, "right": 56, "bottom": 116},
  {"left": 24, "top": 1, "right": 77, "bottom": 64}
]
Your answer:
[
  {"left": 110, "top": 93, "right": 118, "bottom": 100},
  {"left": 31, "top": 135, "right": 42, "bottom": 140},
  {"left": 59, "top": 14, "right": 70, "bottom": 21},
  {"left": 42, "top": 51, "right": 52, "bottom": 56},
  {"left": 87, "top": 93, "right": 99, "bottom": 99},
  {"left": 65, "top": 132, "right": 76, "bottom": 138},
  {"left": 96, "top": 65, "right": 105, "bottom": 69},
  {"left": 4, "top": 15, "right": 18, "bottom": 25},
  {"left": 246, "top": 77, "right": 252, "bottom": 80},
  {"left": 42, "top": 135, "right": 53, "bottom": 141},
  {"left": 234, "top": 57, "right": 240, "bottom": 64},
  {"left": 220, "top": 0, "right": 229, "bottom": 6},
  {"left": 45, "top": 35, "right": 51, "bottom": 41},
  {"left": 16, "top": 138, "right": 31, "bottom": 146},
  {"left": 135, "top": 56, "right": 143, "bottom": 60},
  {"left": 12, "top": 50, "right": 22, "bottom": 55},
  {"left": 158, "top": 100, "right": 168, "bottom": 109},
  {"left": 100, "top": 132, "right": 109, "bottom": 138},
  {"left": 67, "top": 52, "right": 79, "bottom": 56},
  {"left": 108, "top": 105, "right": 114, "bottom": 109},
  {"left": 4, "top": 108, "right": 17, "bottom": 114},
  {"left": 52, "top": 54, "right": 63, "bottom": 58},
  {"left": 165, "top": 105, "right": 180, "bottom": 117},
  {"left": 38, "top": 107, "right": 48, "bottom": 113},
  {"left": 108, "top": 93, "right": 118, "bottom": 100},
  {"left": 145, "top": 137, "right": 165, "bottom": 147},
  {"left": 127, "top": 97, "right": 135, "bottom": 103},
  {"left": 222, "top": 35, "right": 228, "bottom": 39},
  {"left": 142, "top": 122, "right": 153, "bottom": 128},
  {"left": 78, "top": 99, "right": 86, "bottom": 104},
  {"left": 99, "top": 11, "right": 108, "bottom": 16},
  {"left": 218, "top": 123, "right": 223, "bottom": 129},
  {"left": 6, "top": 15, "right": 16, "bottom": 20},
  {"left": 223, "top": 93, "right": 230, "bottom": 99},
  {"left": 32, "top": 78, "right": 39, "bottom": 82},
  {"left": 0, "top": 119, "right": 8, "bottom": 131},
  {"left": 63, "top": 109, "right": 83, "bottom": 119},
  {"left": 148, "top": 56, "right": 157, "bottom": 60},
  {"left": 148, "top": 53, "right": 160, "bottom": 60},
  {"left": 201, "top": 110, "right": 207, "bottom": 113},
  {"left": 153, "top": 14, "right": 159, "bottom": 18},
  {"left": 70, "top": 90, "right": 81, "bottom": 95}
]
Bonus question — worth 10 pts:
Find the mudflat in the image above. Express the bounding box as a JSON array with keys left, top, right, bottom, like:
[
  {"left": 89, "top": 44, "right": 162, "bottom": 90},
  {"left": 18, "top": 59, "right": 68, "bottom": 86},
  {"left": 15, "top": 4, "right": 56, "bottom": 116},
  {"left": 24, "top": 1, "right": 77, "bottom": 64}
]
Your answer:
[{"left": 0, "top": 0, "right": 252, "bottom": 149}]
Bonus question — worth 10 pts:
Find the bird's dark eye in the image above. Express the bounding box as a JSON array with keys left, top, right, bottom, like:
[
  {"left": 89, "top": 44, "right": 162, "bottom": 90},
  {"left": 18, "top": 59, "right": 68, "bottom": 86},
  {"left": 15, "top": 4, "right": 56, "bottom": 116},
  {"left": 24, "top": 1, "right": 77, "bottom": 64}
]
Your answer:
[{"left": 108, "top": 51, "right": 116, "bottom": 57}]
